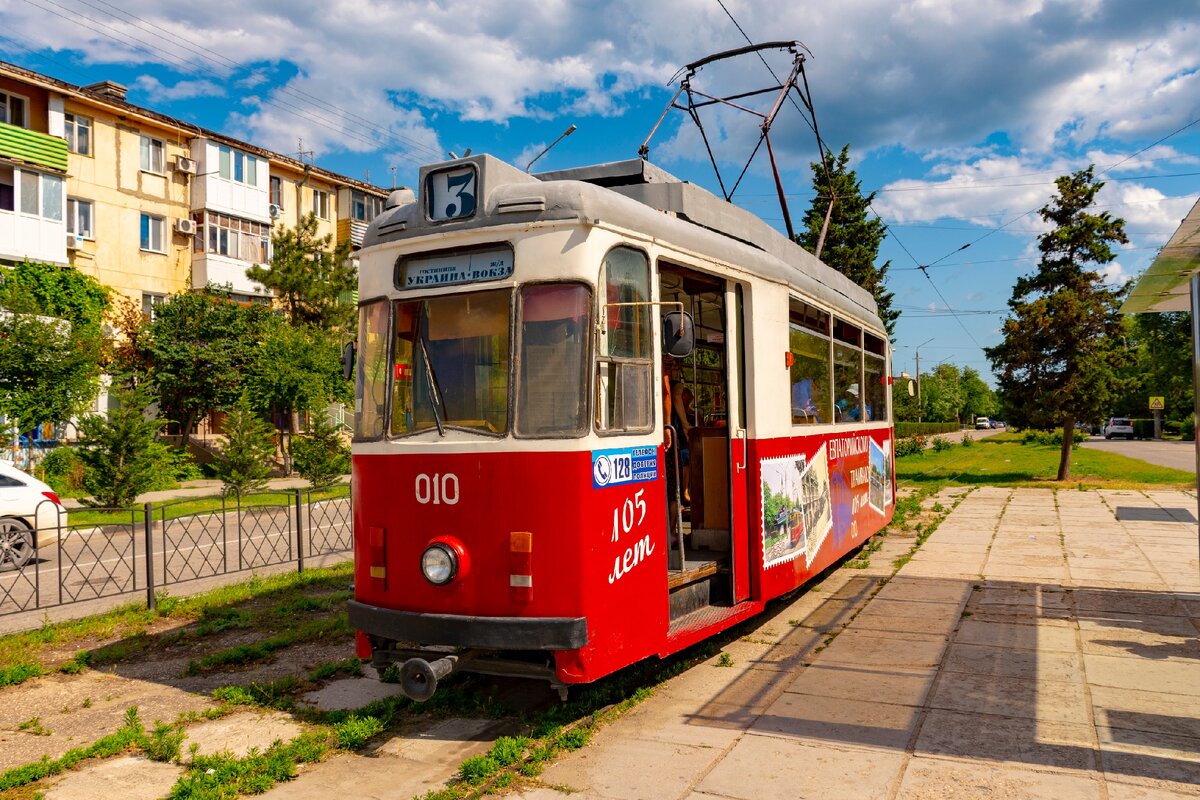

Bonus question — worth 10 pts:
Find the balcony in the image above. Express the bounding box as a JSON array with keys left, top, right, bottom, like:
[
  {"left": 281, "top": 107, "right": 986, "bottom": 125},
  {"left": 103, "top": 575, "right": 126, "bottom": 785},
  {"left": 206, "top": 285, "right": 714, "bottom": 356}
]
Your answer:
[
  {"left": 0, "top": 122, "right": 68, "bottom": 173},
  {"left": 337, "top": 217, "right": 368, "bottom": 249}
]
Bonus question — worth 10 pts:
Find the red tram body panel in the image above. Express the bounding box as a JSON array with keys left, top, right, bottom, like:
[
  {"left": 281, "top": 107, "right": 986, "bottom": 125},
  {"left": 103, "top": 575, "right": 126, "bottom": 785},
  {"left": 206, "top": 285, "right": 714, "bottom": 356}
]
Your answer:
[{"left": 348, "top": 154, "right": 895, "bottom": 697}]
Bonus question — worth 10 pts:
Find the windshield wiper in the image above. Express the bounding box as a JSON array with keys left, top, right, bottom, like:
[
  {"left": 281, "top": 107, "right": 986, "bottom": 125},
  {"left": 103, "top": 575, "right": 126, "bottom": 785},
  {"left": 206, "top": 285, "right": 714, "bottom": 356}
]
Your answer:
[{"left": 418, "top": 313, "right": 447, "bottom": 437}]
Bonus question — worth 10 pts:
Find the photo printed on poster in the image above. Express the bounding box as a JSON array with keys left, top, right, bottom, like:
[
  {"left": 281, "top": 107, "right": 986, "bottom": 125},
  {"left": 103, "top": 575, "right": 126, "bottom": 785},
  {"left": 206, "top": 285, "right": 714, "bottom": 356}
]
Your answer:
[
  {"left": 869, "top": 438, "right": 887, "bottom": 514},
  {"left": 759, "top": 444, "right": 832, "bottom": 569}
]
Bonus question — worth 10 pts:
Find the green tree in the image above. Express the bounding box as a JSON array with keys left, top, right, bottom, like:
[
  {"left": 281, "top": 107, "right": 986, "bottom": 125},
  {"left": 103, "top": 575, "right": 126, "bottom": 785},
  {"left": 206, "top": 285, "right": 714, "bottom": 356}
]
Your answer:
[
  {"left": 796, "top": 145, "right": 899, "bottom": 337},
  {"left": 958, "top": 367, "right": 998, "bottom": 422},
  {"left": 246, "top": 213, "right": 355, "bottom": 330},
  {"left": 143, "top": 289, "right": 269, "bottom": 450},
  {"left": 917, "top": 363, "right": 965, "bottom": 423},
  {"left": 77, "top": 385, "right": 163, "bottom": 507},
  {"left": 244, "top": 317, "right": 349, "bottom": 474},
  {"left": 1114, "top": 312, "right": 1191, "bottom": 421},
  {"left": 290, "top": 411, "right": 350, "bottom": 488},
  {"left": 986, "top": 166, "right": 1128, "bottom": 480},
  {"left": 0, "top": 261, "right": 108, "bottom": 438},
  {"left": 213, "top": 396, "right": 275, "bottom": 495}
]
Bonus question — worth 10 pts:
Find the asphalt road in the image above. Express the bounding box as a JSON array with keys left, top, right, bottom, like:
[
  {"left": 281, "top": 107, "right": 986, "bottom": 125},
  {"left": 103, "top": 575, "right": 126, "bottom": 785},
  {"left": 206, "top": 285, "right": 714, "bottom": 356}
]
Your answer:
[{"left": 1079, "top": 435, "right": 1198, "bottom": 473}]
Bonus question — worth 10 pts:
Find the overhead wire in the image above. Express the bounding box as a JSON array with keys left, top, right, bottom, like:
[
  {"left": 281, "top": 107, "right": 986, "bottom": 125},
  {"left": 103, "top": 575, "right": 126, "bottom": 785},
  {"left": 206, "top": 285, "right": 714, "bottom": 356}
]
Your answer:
[{"left": 14, "top": 0, "right": 443, "bottom": 168}]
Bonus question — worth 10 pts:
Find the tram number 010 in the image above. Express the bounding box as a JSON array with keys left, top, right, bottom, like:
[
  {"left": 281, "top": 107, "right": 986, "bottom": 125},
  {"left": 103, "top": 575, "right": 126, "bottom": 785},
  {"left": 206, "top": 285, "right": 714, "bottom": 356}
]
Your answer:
[{"left": 415, "top": 473, "right": 460, "bottom": 505}]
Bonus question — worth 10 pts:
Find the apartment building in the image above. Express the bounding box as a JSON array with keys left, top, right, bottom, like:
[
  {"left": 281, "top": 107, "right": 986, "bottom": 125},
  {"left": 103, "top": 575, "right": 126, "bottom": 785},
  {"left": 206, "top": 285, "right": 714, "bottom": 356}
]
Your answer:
[{"left": 0, "top": 61, "right": 389, "bottom": 314}]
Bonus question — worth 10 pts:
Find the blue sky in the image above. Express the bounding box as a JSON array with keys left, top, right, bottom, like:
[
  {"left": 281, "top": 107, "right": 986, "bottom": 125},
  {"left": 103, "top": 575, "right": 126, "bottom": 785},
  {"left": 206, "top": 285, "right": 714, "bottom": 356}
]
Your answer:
[{"left": 2, "top": 0, "right": 1198, "bottom": 381}]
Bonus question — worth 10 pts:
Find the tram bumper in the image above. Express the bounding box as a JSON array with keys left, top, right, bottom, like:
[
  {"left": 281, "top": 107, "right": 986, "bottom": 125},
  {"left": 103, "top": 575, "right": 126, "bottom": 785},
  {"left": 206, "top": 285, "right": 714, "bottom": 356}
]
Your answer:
[{"left": 348, "top": 600, "right": 588, "bottom": 651}]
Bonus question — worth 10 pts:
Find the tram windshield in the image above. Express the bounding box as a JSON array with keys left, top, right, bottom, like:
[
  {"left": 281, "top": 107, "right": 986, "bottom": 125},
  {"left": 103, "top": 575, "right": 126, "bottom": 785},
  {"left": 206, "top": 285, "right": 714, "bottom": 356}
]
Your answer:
[{"left": 355, "top": 281, "right": 594, "bottom": 440}]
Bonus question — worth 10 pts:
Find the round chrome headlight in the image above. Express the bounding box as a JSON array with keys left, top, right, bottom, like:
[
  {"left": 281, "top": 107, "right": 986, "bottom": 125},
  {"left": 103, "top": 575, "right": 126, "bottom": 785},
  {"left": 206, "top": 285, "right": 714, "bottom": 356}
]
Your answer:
[{"left": 421, "top": 543, "right": 457, "bottom": 585}]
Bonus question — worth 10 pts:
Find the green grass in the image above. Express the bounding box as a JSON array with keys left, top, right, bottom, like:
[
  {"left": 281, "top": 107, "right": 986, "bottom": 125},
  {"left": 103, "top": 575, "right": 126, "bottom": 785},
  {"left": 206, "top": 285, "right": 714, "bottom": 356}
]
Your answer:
[
  {"left": 0, "top": 562, "right": 355, "bottom": 688},
  {"left": 896, "top": 432, "right": 1193, "bottom": 489}
]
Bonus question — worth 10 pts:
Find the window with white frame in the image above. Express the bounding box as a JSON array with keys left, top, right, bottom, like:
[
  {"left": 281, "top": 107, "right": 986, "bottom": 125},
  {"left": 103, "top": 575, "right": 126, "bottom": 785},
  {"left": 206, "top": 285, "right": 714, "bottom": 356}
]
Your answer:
[
  {"left": 193, "top": 210, "right": 270, "bottom": 263},
  {"left": 139, "top": 135, "right": 165, "bottom": 173},
  {"left": 67, "top": 198, "right": 93, "bottom": 238},
  {"left": 312, "top": 188, "right": 329, "bottom": 219},
  {"left": 351, "top": 190, "right": 383, "bottom": 222},
  {"left": 0, "top": 166, "right": 13, "bottom": 212},
  {"left": 141, "top": 292, "right": 166, "bottom": 320},
  {"left": 13, "top": 170, "right": 63, "bottom": 220},
  {"left": 140, "top": 212, "right": 165, "bottom": 252},
  {"left": 0, "top": 91, "right": 28, "bottom": 128},
  {"left": 64, "top": 113, "right": 92, "bottom": 155},
  {"left": 217, "top": 144, "right": 259, "bottom": 186}
]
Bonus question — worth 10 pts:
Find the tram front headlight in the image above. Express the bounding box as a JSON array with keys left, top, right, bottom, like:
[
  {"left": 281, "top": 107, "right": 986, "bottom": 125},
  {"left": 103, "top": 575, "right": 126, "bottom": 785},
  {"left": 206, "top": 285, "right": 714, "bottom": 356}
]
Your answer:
[{"left": 421, "top": 543, "right": 458, "bottom": 585}]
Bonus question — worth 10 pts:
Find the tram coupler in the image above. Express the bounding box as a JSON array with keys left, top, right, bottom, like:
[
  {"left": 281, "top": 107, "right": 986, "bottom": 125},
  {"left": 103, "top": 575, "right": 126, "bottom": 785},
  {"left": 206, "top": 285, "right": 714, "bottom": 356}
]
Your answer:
[{"left": 400, "top": 654, "right": 460, "bottom": 702}]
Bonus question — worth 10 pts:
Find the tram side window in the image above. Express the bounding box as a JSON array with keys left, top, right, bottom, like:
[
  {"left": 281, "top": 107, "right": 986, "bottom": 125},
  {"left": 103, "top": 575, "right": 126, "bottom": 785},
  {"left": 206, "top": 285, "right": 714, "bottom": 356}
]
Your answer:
[
  {"left": 517, "top": 283, "right": 592, "bottom": 436},
  {"left": 789, "top": 299, "right": 832, "bottom": 425},
  {"left": 355, "top": 301, "right": 390, "bottom": 439},
  {"left": 596, "top": 247, "right": 653, "bottom": 432},
  {"left": 864, "top": 332, "right": 887, "bottom": 422},
  {"left": 832, "top": 318, "right": 864, "bottom": 423},
  {"left": 391, "top": 289, "right": 512, "bottom": 435}
]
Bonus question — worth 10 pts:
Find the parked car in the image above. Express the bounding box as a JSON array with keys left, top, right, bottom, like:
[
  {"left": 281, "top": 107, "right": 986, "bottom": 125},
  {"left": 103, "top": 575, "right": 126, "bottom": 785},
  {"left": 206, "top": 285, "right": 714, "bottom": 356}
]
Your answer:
[
  {"left": 1104, "top": 417, "right": 1135, "bottom": 440},
  {"left": 975, "top": 417, "right": 991, "bottom": 430},
  {"left": 0, "top": 461, "right": 67, "bottom": 570}
]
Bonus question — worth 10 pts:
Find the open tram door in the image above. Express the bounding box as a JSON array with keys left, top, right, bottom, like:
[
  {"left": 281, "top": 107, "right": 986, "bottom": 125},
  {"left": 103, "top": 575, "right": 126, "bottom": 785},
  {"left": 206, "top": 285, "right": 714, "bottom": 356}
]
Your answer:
[{"left": 660, "top": 264, "right": 752, "bottom": 626}]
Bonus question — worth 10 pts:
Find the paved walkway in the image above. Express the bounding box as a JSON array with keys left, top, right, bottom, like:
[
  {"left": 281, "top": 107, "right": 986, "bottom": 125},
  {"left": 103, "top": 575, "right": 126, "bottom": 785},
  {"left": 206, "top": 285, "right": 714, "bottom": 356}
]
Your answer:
[
  {"left": 503, "top": 487, "right": 1200, "bottom": 799},
  {"left": 1081, "top": 437, "right": 1198, "bottom": 474}
]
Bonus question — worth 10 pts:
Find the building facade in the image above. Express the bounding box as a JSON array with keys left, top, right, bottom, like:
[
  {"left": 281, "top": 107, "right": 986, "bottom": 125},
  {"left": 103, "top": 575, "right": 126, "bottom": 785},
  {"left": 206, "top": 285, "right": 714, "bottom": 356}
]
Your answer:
[{"left": 0, "top": 61, "right": 389, "bottom": 313}]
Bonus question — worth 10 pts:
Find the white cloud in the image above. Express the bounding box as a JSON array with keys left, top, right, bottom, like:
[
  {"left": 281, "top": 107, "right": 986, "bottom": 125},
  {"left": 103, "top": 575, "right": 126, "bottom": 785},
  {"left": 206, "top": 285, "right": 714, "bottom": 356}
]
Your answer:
[{"left": 132, "top": 75, "right": 224, "bottom": 102}]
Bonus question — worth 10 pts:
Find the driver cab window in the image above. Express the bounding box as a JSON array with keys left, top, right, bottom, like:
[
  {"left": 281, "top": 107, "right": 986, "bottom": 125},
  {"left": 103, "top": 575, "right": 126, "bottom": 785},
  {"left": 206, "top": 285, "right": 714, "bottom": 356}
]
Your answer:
[{"left": 596, "top": 247, "right": 653, "bottom": 432}]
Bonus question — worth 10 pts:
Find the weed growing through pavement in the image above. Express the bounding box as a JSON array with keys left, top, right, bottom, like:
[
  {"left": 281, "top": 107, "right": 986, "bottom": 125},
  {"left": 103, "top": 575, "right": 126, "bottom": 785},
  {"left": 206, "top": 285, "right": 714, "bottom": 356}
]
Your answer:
[
  {"left": 716, "top": 652, "right": 735, "bottom": 667},
  {"left": 18, "top": 717, "right": 50, "bottom": 736}
]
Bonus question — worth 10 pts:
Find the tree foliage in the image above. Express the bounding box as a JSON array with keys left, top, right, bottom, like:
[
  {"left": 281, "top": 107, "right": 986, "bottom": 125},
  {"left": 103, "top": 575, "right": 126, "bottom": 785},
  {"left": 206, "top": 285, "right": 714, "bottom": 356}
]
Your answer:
[
  {"left": 143, "top": 289, "right": 269, "bottom": 449},
  {"left": 796, "top": 144, "right": 899, "bottom": 337},
  {"left": 243, "top": 317, "right": 349, "bottom": 474},
  {"left": 1111, "top": 312, "right": 1191, "bottom": 421},
  {"left": 77, "top": 385, "right": 163, "bottom": 507},
  {"left": 246, "top": 213, "right": 355, "bottom": 331},
  {"left": 986, "top": 166, "right": 1128, "bottom": 479},
  {"left": 0, "top": 261, "right": 108, "bottom": 433},
  {"left": 213, "top": 396, "right": 275, "bottom": 496},
  {"left": 290, "top": 411, "right": 350, "bottom": 488}
]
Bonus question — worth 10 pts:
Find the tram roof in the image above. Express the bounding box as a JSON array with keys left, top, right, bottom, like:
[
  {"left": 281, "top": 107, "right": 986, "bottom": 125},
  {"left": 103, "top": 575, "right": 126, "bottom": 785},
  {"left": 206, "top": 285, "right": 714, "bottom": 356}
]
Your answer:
[{"left": 365, "top": 154, "right": 881, "bottom": 330}]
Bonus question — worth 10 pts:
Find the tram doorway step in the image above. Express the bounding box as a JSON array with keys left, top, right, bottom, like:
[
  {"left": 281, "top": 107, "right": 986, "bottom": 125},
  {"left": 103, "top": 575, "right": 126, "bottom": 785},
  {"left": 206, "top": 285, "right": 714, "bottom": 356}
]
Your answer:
[{"left": 668, "top": 565, "right": 731, "bottom": 621}]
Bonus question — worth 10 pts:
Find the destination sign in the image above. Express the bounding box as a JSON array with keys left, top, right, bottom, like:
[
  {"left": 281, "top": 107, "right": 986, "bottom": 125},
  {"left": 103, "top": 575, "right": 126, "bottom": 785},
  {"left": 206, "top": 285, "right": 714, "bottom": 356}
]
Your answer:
[{"left": 398, "top": 246, "right": 514, "bottom": 289}]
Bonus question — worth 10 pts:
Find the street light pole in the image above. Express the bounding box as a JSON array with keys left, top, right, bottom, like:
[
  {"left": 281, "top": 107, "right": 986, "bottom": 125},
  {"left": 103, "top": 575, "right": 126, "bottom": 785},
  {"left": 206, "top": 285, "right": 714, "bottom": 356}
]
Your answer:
[{"left": 914, "top": 337, "right": 933, "bottom": 423}]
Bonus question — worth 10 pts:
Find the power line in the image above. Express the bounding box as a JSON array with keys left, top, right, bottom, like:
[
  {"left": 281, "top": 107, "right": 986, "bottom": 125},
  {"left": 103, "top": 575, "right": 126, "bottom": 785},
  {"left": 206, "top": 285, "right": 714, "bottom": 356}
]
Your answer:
[{"left": 15, "top": 0, "right": 442, "bottom": 167}]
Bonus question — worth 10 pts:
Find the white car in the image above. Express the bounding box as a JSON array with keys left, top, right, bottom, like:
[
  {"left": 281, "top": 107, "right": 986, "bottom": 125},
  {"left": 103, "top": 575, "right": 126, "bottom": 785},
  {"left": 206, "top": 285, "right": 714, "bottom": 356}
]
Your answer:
[
  {"left": 0, "top": 461, "right": 68, "bottom": 570},
  {"left": 1104, "top": 417, "right": 1135, "bottom": 440}
]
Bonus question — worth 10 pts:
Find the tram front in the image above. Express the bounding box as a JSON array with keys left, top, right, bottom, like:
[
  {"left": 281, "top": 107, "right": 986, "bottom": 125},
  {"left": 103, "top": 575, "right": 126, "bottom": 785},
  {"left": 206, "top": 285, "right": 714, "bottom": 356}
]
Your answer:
[{"left": 347, "top": 155, "right": 672, "bottom": 700}]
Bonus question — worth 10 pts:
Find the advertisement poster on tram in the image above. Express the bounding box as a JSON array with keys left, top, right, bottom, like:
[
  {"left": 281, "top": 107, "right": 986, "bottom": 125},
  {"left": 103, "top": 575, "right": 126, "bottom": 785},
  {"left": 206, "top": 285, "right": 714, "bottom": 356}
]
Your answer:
[{"left": 759, "top": 433, "right": 891, "bottom": 572}]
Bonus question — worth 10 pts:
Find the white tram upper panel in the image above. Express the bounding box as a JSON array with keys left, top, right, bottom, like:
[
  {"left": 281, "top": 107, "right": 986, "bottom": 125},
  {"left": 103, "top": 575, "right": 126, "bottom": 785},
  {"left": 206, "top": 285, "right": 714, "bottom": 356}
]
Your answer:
[{"left": 360, "top": 154, "right": 880, "bottom": 334}]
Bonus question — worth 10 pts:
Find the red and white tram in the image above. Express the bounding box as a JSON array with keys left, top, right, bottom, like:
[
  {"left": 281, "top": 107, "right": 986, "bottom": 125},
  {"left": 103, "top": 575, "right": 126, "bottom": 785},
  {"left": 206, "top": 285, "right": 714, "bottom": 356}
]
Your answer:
[{"left": 347, "top": 155, "right": 894, "bottom": 700}]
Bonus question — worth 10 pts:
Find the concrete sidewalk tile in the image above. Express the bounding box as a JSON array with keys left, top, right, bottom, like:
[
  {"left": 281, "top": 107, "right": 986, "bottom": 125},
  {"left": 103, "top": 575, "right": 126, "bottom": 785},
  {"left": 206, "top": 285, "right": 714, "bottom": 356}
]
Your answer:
[
  {"left": 299, "top": 677, "right": 407, "bottom": 711},
  {"left": 848, "top": 611, "right": 959, "bottom": 640},
  {"left": 953, "top": 619, "right": 1079, "bottom": 653},
  {"left": 697, "top": 736, "right": 904, "bottom": 800},
  {"left": 1090, "top": 687, "right": 1200, "bottom": 741},
  {"left": 717, "top": 638, "right": 808, "bottom": 672},
  {"left": 184, "top": 710, "right": 304, "bottom": 758},
  {"left": 539, "top": 732, "right": 719, "bottom": 800},
  {"left": 657, "top": 663, "right": 785, "bottom": 720},
  {"left": 929, "top": 671, "right": 1090, "bottom": 725},
  {"left": 1073, "top": 590, "right": 1187, "bottom": 617},
  {"left": 811, "top": 630, "right": 948, "bottom": 669},
  {"left": 1082, "top": 653, "right": 1200, "bottom": 697},
  {"left": 750, "top": 692, "right": 919, "bottom": 750},
  {"left": 784, "top": 663, "right": 936, "bottom": 707},
  {"left": 895, "top": 755, "right": 1102, "bottom": 799},
  {"left": 913, "top": 709, "right": 1095, "bottom": 770},
  {"left": 942, "top": 642, "right": 1084, "bottom": 684},
  {"left": 1077, "top": 623, "right": 1200, "bottom": 661},
  {"left": 871, "top": 577, "right": 973, "bottom": 605},
  {"left": 44, "top": 756, "right": 182, "bottom": 800},
  {"left": 258, "top": 752, "right": 446, "bottom": 799},
  {"left": 1069, "top": 569, "right": 1163, "bottom": 587},
  {"left": 1105, "top": 779, "right": 1200, "bottom": 799},
  {"left": 618, "top": 695, "right": 744, "bottom": 749},
  {"left": 1076, "top": 612, "right": 1198, "bottom": 638},
  {"left": 1097, "top": 728, "right": 1200, "bottom": 792},
  {"left": 374, "top": 717, "right": 512, "bottom": 762}
]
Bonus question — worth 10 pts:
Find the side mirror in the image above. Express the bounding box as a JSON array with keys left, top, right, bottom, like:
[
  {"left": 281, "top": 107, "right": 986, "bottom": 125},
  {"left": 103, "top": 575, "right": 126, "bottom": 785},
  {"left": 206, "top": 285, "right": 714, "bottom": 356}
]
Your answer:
[
  {"left": 662, "top": 311, "right": 695, "bottom": 358},
  {"left": 341, "top": 341, "right": 356, "bottom": 382}
]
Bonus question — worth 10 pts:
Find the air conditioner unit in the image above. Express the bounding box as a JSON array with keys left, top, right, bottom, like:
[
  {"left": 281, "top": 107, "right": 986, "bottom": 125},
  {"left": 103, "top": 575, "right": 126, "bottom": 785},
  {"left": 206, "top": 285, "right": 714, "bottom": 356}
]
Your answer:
[
  {"left": 174, "top": 156, "right": 198, "bottom": 175},
  {"left": 66, "top": 234, "right": 80, "bottom": 250},
  {"left": 268, "top": 203, "right": 283, "bottom": 219},
  {"left": 174, "top": 217, "right": 197, "bottom": 235}
]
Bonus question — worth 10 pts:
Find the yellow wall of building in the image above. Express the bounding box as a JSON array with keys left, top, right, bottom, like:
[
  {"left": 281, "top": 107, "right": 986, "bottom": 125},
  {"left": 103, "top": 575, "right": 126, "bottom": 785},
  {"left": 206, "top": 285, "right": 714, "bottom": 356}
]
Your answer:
[{"left": 64, "top": 100, "right": 192, "bottom": 304}]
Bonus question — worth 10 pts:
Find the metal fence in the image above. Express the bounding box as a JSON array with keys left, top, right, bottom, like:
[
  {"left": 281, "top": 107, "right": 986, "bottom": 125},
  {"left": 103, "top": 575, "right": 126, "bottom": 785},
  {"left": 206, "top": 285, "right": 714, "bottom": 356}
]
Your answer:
[{"left": 0, "top": 485, "right": 352, "bottom": 619}]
